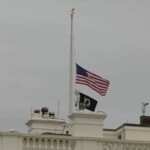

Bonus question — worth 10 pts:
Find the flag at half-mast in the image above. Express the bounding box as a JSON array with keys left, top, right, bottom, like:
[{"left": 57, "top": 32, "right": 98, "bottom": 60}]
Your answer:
[{"left": 76, "top": 64, "right": 110, "bottom": 96}]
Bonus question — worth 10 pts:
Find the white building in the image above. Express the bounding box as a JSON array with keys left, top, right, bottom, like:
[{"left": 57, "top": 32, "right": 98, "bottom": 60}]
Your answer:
[{"left": 0, "top": 107, "right": 150, "bottom": 150}]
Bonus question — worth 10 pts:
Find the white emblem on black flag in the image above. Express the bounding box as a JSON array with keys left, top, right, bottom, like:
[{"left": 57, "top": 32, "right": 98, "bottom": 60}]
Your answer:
[
  {"left": 79, "top": 92, "right": 97, "bottom": 112},
  {"left": 84, "top": 97, "right": 91, "bottom": 108}
]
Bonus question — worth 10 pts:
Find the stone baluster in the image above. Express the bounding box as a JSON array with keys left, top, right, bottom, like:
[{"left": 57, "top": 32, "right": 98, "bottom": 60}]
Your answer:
[
  {"left": 68, "top": 140, "right": 72, "bottom": 150},
  {"left": 65, "top": 140, "right": 69, "bottom": 150},
  {"left": 62, "top": 139, "right": 65, "bottom": 150},
  {"left": 111, "top": 142, "right": 118, "bottom": 150},
  {"left": 56, "top": 139, "right": 59, "bottom": 150},
  {"left": 35, "top": 138, "right": 39, "bottom": 150},
  {"left": 38, "top": 138, "right": 42, "bottom": 150},
  {"left": 41, "top": 139, "right": 46, "bottom": 149},
  {"left": 23, "top": 138, "right": 27, "bottom": 150},
  {"left": 53, "top": 139, "right": 57, "bottom": 150},
  {"left": 47, "top": 139, "right": 51, "bottom": 150},
  {"left": 58, "top": 140, "right": 63, "bottom": 150},
  {"left": 70, "top": 140, "right": 75, "bottom": 150},
  {"left": 26, "top": 138, "right": 30, "bottom": 150},
  {"left": 29, "top": 138, "right": 33, "bottom": 150},
  {"left": 32, "top": 138, "right": 36, "bottom": 150}
]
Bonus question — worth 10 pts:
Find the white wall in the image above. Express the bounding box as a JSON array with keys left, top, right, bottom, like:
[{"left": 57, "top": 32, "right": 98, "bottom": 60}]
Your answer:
[
  {"left": 124, "top": 126, "right": 150, "bottom": 141},
  {"left": 103, "top": 130, "right": 117, "bottom": 139},
  {"left": 103, "top": 125, "right": 150, "bottom": 142},
  {"left": 0, "top": 133, "right": 22, "bottom": 150}
]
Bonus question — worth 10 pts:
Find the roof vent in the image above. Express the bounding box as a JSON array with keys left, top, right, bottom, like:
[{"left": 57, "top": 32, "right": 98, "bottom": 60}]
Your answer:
[
  {"left": 9, "top": 129, "right": 18, "bottom": 133},
  {"left": 34, "top": 109, "right": 40, "bottom": 114}
]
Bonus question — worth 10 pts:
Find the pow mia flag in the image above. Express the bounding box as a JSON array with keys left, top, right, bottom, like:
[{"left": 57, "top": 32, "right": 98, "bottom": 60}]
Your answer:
[{"left": 79, "top": 92, "right": 98, "bottom": 112}]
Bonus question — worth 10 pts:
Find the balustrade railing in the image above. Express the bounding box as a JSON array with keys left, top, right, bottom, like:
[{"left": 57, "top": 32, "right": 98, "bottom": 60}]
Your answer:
[
  {"left": 101, "top": 139, "right": 150, "bottom": 150},
  {"left": 22, "top": 135, "right": 75, "bottom": 150},
  {"left": 22, "top": 135, "right": 150, "bottom": 150}
]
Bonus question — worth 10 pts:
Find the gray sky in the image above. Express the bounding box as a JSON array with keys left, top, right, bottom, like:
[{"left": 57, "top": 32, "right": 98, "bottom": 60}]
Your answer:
[{"left": 0, "top": 0, "right": 150, "bottom": 132}]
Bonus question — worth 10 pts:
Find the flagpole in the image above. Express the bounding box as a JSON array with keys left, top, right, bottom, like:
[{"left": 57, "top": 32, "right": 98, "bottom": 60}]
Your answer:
[{"left": 69, "top": 8, "right": 75, "bottom": 115}]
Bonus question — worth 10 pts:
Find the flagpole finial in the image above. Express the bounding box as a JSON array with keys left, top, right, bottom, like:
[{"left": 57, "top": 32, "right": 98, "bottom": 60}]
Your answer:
[{"left": 71, "top": 8, "right": 75, "bottom": 18}]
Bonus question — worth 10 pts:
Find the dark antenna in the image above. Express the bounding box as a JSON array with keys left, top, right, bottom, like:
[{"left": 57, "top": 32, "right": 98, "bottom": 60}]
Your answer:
[
  {"left": 57, "top": 101, "right": 60, "bottom": 118},
  {"left": 31, "top": 106, "right": 32, "bottom": 118},
  {"left": 142, "top": 102, "right": 149, "bottom": 116}
]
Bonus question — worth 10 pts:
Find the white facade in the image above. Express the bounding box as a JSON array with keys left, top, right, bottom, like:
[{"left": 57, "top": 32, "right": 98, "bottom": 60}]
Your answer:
[
  {"left": 26, "top": 117, "right": 66, "bottom": 134},
  {"left": 104, "top": 125, "right": 150, "bottom": 141},
  {"left": 69, "top": 111, "right": 106, "bottom": 138},
  {"left": 0, "top": 109, "right": 150, "bottom": 150}
]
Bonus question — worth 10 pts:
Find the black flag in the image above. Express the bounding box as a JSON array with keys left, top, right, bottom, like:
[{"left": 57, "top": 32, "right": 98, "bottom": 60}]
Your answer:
[{"left": 79, "top": 92, "right": 97, "bottom": 112}]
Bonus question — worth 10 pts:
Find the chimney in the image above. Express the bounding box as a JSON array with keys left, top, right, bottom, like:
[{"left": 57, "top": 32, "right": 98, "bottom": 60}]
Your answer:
[{"left": 140, "top": 116, "right": 150, "bottom": 126}]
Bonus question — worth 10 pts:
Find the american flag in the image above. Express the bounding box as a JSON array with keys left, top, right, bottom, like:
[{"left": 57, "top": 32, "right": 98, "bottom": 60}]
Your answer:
[{"left": 76, "top": 64, "right": 110, "bottom": 96}]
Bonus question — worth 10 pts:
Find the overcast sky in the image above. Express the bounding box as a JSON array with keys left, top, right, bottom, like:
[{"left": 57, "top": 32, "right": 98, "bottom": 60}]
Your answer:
[{"left": 0, "top": 0, "right": 150, "bottom": 132}]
